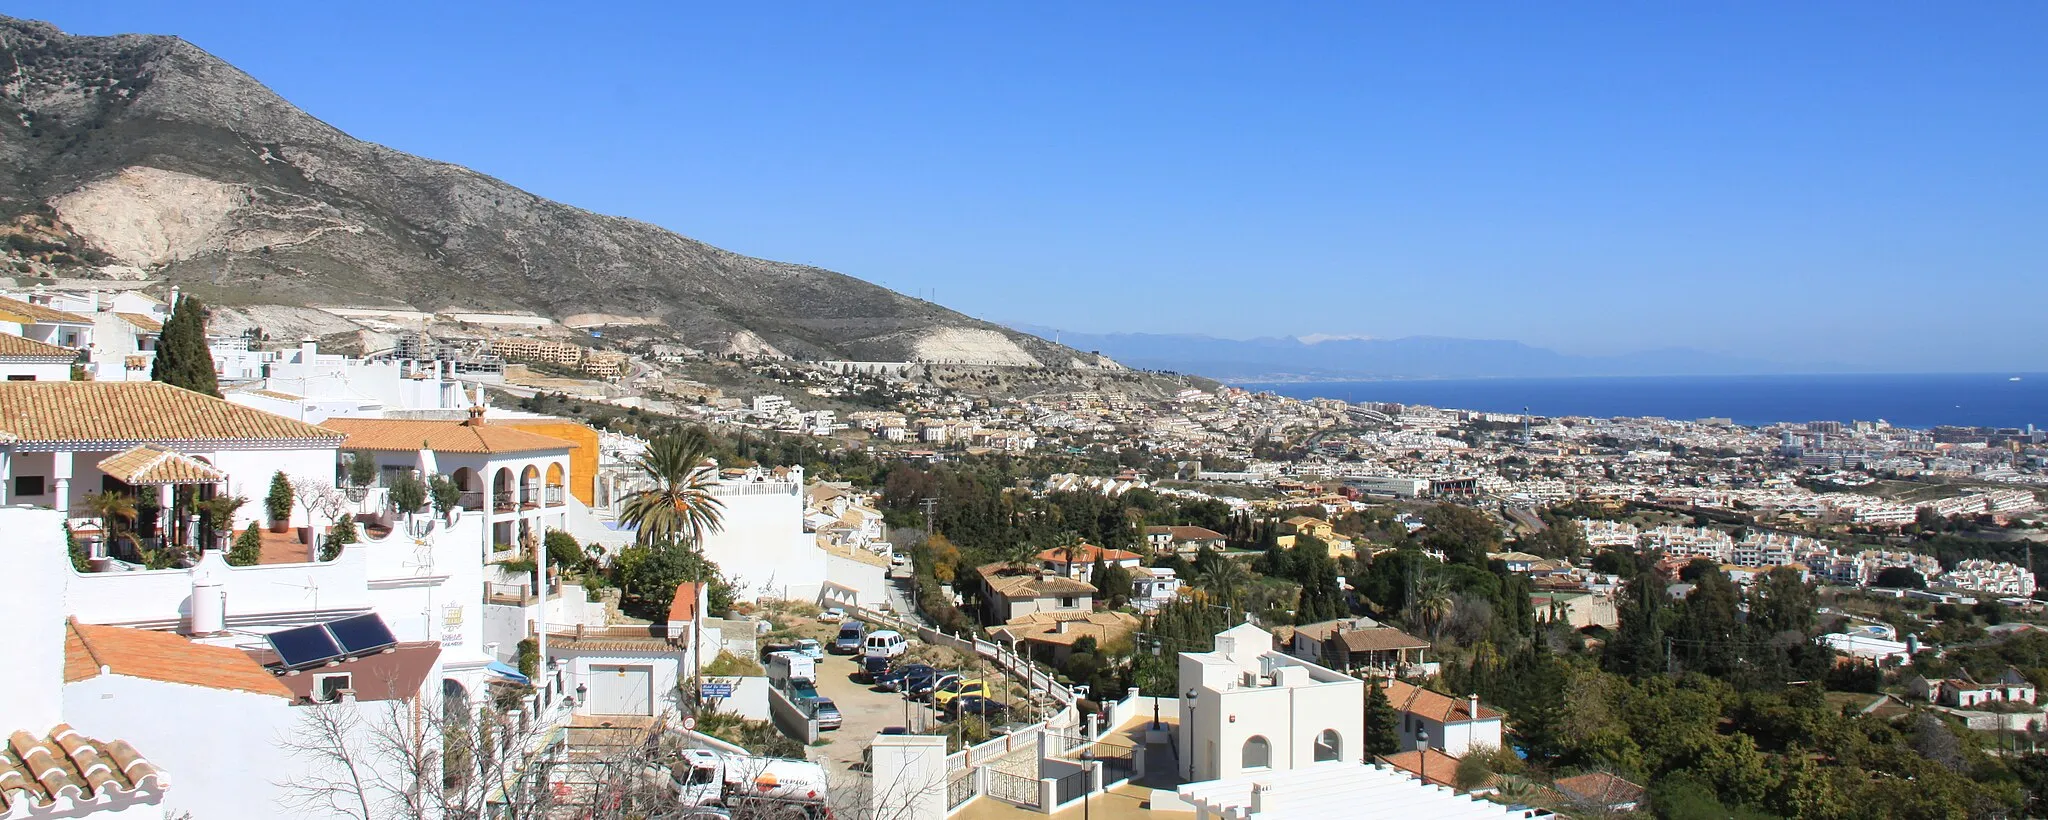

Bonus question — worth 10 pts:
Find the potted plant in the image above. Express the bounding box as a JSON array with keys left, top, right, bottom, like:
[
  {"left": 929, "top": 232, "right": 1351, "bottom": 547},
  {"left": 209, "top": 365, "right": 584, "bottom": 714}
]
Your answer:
[
  {"left": 195, "top": 495, "right": 248, "bottom": 550},
  {"left": 265, "top": 472, "right": 294, "bottom": 533},
  {"left": 344, "top": 454, "right": 377, "bottom": 501},
  {"left": 388, "top": 471, "right": 428, "bottom": 521},
  {"left": 430, "top": 473, "right": 462, "bottom": 523}
]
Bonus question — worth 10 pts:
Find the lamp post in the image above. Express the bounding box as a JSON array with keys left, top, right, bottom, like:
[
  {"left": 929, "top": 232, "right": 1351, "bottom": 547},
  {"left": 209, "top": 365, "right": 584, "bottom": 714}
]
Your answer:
[
  {"left": 1081, "top": 749, "right": 1097, "bottom": 820},
  {"left": 1417, "top": 726, "right": 1431, "bottom": 786},
  {"left": 1184, "top": 688, "right": 1198, "bottom": 781}
]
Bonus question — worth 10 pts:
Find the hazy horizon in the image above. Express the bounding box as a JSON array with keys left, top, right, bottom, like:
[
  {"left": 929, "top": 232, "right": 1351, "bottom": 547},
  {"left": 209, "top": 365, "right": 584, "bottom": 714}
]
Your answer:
[{"left": 18, "top": 2, "right": 2048, "bottom": 372}]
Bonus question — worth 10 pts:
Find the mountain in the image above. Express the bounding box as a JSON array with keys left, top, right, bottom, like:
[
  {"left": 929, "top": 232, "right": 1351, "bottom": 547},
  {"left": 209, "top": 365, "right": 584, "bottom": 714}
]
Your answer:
[
  {"left": 0, "top": 17, "right": 1095, "bottom": 367},
  {"left": 1011, "top": 326, "right": 1811, "bottom": 381}
]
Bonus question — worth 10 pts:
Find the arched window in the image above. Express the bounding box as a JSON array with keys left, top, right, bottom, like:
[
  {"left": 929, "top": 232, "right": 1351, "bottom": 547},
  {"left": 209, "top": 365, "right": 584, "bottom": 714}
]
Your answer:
[
  {"left": 1314, "top": 729, "right": 1341, "bottom": 762},
  {"left": 1241, "top": 736, "right": 1271, "bottom": 770}
]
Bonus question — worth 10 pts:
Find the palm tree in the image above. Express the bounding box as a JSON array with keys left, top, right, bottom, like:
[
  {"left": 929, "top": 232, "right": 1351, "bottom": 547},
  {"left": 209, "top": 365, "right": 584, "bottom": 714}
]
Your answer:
[
  {"left": 1408, "top": 574, "right": 1455, "bottom": 642},
  {"left": 78, "top": 491, "right": 140, "bottom": 558},
  {"left": 618, "top": 430, "right": 726, "bottom": 547},
  {"left": 1198, "top": 556, "right": 1251, "bottom": 606}
]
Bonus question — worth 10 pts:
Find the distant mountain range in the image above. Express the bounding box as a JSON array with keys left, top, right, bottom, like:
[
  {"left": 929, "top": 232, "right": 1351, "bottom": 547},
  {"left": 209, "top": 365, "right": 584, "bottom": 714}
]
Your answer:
[{"left": 1010, "top": 326, "right": 1824, "bottom": 382}]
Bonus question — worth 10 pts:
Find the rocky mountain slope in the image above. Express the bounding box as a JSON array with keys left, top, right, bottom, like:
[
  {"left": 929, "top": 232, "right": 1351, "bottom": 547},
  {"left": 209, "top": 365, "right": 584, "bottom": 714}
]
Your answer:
[{"left": 0, "top": 16, "right": 1086, "bottom": 366}]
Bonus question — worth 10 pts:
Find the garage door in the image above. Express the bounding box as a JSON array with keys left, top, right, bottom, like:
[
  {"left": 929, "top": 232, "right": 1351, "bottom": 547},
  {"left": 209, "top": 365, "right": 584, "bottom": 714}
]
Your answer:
[{"left": 586, "top": 664, "right": 652, "bottom": 715}]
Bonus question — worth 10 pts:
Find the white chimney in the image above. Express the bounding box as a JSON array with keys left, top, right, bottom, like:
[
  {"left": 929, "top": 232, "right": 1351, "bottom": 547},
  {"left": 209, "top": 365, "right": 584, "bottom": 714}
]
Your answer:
[
  {"left": 189, "top": 575, "right": 224, "bottom": 635},
  {"left": 1467, "top": 694, "right": 1480, "bottom": 720}
]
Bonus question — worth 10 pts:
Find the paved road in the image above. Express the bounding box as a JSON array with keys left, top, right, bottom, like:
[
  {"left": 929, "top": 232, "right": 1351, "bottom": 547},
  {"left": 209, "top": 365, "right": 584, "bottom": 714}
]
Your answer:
[{"left": 808, "top": 650, "right": 940, "bottom": 775}]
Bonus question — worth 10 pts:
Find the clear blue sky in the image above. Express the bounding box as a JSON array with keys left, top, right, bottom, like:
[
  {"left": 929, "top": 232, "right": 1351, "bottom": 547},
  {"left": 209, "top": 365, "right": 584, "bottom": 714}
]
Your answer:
[{"left": 18, "top": 2, "right": 2048, "bottom": 370}]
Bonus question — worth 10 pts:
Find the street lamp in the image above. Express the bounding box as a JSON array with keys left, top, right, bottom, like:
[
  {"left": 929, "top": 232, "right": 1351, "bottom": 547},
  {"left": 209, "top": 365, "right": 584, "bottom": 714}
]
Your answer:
[
  {"left": 1417, "top": 726, "right": 1431, "bottom": 786},
  {"left": 1184, "top": 688, "right": 1198, "bottom": 780},
  {"left": 1081, "top": 749, "right": 1097, "bottom": 820}
]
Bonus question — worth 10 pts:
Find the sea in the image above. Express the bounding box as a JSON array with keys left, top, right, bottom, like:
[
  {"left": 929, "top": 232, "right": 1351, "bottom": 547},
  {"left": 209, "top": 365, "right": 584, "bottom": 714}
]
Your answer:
[{"left": 1237, "top": 373, "right": 2048, "bottom": 430}]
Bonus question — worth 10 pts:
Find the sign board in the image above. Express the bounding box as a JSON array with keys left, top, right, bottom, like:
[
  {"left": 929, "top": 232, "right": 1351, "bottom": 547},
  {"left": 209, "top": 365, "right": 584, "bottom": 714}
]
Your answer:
[
  {"left": 683, "top": 716, "right": 697, "bottom": 731},
  {"left": 702, "top": 683, "right": 734, "bottom": 699}
]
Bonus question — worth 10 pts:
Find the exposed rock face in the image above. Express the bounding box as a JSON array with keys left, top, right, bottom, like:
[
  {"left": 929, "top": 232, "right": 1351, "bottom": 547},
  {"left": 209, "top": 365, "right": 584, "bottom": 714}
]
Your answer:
[{"left": 0, "top": 16, "right": 1089, "bottom": 366}]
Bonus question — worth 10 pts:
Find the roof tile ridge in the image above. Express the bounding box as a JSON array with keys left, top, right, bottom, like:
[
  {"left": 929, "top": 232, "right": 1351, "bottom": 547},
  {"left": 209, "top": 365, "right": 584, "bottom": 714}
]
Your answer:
[{"left": 67, "top": 619, "right": 109, "bottom": 676}]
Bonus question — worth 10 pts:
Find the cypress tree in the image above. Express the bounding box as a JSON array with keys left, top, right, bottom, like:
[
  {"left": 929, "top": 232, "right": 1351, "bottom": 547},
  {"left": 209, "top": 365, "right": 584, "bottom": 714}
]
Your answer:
[
  {"left": 1365, "top": 678, "right": 1399, "bottom": 758},
  {"left": 151, "top": 296, "right": 220, "bottom": 397}
]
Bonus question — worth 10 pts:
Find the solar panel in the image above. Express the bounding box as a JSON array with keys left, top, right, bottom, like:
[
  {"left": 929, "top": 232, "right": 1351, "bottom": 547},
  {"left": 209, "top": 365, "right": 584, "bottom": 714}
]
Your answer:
[
  {"left": 268, "top": 624, "right": 343, "bottom": 669},
  {"left": 326, "top": 613, "right": 398, "bottom": 655}
]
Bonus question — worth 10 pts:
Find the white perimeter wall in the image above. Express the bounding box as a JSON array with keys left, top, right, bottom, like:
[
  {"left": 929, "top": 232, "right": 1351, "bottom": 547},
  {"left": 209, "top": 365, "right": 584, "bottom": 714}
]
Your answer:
[
  {"left": 824, "top": 552, "right": 888, "bottom": 609},
  {"left": 63, "top": 676, "right": 312, "bottom": 819},
  {"left": 698, "top": 487, "right": 824, "bottom": 602}
]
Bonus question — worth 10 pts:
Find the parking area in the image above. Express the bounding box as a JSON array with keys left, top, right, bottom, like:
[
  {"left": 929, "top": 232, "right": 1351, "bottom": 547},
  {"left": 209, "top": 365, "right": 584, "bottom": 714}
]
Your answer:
[{"left": 808, "top": 649, "right": 941, "bottom": 773}]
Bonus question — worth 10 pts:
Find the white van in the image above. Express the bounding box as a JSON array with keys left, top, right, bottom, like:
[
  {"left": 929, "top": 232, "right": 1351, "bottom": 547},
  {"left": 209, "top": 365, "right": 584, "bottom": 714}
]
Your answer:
[{"left": 862, "top": 630, "right": 908, "bottom": 659}]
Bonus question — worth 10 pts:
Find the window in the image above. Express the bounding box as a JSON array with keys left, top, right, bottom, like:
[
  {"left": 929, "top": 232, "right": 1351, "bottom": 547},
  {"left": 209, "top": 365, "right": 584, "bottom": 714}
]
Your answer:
[
  {"left": 14, "top": 476, "right": 45, "bottom": 497},
  {"left": 1315, "top": 729, "right": 1342, "bottom": 762},
  {"left": 1059, "top": 597, "right": 1076, "bottom": 608},
  {"left": 314, "top": 673, "right": 353, "bottom": 703},
  {"left": 1242, "top": 736, "right": 1271, "bottom": 769},
  {"left": 6, "top": 375, "right": 33, "bottom": 381}
]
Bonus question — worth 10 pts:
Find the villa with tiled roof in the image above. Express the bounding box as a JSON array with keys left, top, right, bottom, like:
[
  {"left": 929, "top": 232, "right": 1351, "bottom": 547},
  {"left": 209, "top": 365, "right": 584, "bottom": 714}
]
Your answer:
[
  {"left": 324, "top": 407, "right": 576, "bottom": 559},
  {"left": 0, "top": 381, "right": 343, "bottom": 563}
]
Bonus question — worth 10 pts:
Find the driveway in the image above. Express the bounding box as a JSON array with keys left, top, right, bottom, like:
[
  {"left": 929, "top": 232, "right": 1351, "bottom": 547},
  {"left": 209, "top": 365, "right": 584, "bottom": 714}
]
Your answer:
[{"left": 808, "top": 649, "right": 940, "bottom": 775}]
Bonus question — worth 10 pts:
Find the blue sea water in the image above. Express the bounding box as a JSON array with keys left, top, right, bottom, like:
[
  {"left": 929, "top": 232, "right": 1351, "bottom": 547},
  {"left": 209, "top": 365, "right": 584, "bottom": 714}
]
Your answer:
[{"left": 1238, "top": 373, "right": 2048, "bottom": 430}]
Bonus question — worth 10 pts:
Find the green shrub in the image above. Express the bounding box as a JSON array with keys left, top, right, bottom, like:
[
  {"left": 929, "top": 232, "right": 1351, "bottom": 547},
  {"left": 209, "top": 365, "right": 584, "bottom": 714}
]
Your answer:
[
  {"left": 265, "top": 472, "right": 293, "bottom": 524},
  {"left": 388, "top": 471, "right": 427, "bottom": 515},
  {"left": 322, "top": 514, "right": 358, "bottom": 561},
  {"left": 227, "top": 525, "right": 263, "bottom": 566},
  {"left": 516, "top": 638, "right": 538, "bottom": 679}
]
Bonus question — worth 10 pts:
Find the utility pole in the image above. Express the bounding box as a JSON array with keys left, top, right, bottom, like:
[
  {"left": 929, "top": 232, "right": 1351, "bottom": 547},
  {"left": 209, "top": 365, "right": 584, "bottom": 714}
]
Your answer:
[{"left": 920, "top": 497, "right": 939, "bottom": 539}]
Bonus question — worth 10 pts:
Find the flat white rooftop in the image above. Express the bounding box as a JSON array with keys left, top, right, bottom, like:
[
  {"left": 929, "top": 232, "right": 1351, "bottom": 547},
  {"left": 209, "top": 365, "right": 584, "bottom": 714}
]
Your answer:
[{"left": 1177, "top": 761, "right": 1544, "bottom": 819}]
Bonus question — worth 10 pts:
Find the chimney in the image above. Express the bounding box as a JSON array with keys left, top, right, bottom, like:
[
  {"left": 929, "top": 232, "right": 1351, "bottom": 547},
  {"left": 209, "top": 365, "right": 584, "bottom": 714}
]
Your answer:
[
  {"left": 1467, "top": 694, "right": 1479, "bottom": 720},
  {"left": 1056, "top": 620, "right": 1070, "bottom": 635},
  {"left": 463, "top": 404, "right": 487, "bottom": 427},
  {"left": 300, "top": 337, "right": 318, "bottom": 363}
]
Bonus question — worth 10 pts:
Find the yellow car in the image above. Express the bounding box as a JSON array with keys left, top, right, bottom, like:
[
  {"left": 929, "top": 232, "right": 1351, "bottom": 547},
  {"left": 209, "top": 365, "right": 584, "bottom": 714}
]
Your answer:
[{"left": 930, "top": 677, "right": 989, "bottom": 709}]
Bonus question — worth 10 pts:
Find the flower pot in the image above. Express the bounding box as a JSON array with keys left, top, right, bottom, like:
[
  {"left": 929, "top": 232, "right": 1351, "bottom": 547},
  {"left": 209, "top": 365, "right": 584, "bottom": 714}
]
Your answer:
[
  {"left": 297, "top": 526, "right": 313, "bottom": 544},
  {"left": 270, "top": 521, "right": 291, "bottom": 534}
]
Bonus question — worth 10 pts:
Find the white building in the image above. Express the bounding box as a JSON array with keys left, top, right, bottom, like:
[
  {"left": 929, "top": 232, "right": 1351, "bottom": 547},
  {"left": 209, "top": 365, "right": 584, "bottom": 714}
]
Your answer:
[
  {"left": 0, "top": 381, "right": 342, "bottom": 539},
  {"left": 1178, "top": 623, "right": 1363, "bottom": 783},
  {"left": 0, "top": 332, "right": 83, "bottom": 381},
  {"left": 1175, "top": 761, "right": 1538, "bottom": 819},
  {"left": 1382, "top": 680, "right": 1504, "bottom": 757},
  {"left": 226, "top": 339, "right": 470, "bottom": 423},
  {"left": 324, "top": 410, "right": 576, "bottom": 560}
]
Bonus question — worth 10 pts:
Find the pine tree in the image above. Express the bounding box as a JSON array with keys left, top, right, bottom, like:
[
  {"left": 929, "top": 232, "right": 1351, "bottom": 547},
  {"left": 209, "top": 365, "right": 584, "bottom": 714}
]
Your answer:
[
  {"left": 1365, "top": 678, "right": 1400, "bottom": 758},
  {"left": 150, "top": 296, "right": 220, "bottom": 396}
]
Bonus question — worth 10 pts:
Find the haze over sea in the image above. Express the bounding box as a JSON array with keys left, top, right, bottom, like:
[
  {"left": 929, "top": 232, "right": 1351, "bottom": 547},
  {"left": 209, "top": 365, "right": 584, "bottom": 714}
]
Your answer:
[{"left": 1241, "top": 373, "right": 2048, "bottom": 430}]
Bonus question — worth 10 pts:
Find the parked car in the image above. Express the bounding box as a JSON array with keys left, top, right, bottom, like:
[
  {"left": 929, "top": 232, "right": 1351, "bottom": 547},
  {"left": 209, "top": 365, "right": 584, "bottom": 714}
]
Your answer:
[
  {"left": 877, "top": 663, "right": 938, "bottom": 694},
  {"left": 862, "top": 630, "right": 908, "bottom": 659},
  {"left": 945, "top": 695, "right": 1008, "bottom": 722},
  {"left": 832, "top": 621, "right": 867, "bottom": 655},
  {"left": 813, "top": 697, "right": 842, "bottom": 730},
  {"left": 820, "top": 607, "right": 847, "bottom": 622},
  {"left": 931, "top": 677, "right": 990, "bottom": 709},
  {"left": 761, "top": 642, "right": 798, "bottom": 659},
  {"left": 793, "top": 639, "right": 825, "bottom": 661},
  {"left": 860, "top": 655, "right": 892, "bottom": 683}
]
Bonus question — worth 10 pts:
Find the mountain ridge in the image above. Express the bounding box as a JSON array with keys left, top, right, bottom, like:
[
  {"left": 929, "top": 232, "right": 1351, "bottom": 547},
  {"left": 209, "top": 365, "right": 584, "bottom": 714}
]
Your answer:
[{"left": 0, "top": 16, "right": 1093, "bottom": 367}]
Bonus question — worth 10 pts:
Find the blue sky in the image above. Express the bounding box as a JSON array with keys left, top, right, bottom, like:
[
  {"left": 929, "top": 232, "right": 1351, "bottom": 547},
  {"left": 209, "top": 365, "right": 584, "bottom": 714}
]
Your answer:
[{"left": 18, "top": 2, "right": 2048, "bottom": 370}]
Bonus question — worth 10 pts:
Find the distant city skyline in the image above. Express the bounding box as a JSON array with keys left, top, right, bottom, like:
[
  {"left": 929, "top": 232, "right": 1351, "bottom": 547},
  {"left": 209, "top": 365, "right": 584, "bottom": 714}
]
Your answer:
[{"left": 18, "top": 2, "right": 2048, "bottom": 371}]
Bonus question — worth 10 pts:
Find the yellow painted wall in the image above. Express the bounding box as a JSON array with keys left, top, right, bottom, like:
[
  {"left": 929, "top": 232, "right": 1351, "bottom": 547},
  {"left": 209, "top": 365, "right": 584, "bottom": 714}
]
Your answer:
[{"left": 501, "top": 419, "right": 600, "bottom": 505}]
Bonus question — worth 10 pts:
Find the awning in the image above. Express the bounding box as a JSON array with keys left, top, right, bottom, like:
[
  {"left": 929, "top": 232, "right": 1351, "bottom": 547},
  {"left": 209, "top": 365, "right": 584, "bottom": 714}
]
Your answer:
[
  {"left": 485, "top": 659, "right": 530, "bottom": 685},
  {"left": 97, "top": 444, "right": 226, "bottom": 486}
]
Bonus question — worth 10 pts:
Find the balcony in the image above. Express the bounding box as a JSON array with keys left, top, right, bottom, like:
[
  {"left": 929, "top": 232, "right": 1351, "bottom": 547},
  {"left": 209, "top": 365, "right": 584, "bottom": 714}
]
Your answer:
[{"left": 544, "top": 486, "right": 565, "bottom": 507}]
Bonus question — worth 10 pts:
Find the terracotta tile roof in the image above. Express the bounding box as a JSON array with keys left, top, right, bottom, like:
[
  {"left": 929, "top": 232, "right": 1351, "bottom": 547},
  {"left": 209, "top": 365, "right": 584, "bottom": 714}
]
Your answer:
[
  {"left": 114, "top": 313, "right": 162, "bottom": 333},
  {"left": 0, "top": 296, "right": 90, "bottom": 325},
  {"left": 1553, "top": 772, "right": 1645, "bottom": 808},
  {"left": 0, "top": 333, "right": 77, "bottom": 360},
  {"left": 1336, "top": 627, "right": 1430, "bottom": 653},
  {"left": 95, "top": 444, "right": 226, "bottom": 485},
  {"left": 0, "top": 725, "right": 166, "bottom": 813},
  {"left": 322, "top": 417, "right": 575, "bottom": 454},
  {"left": 1379, "top": 748, "right": 1460, "bottom": 788},
  {"left": 1035, "top": 543, "right": 1141, "bottom": 565},
  {"left": 0, "top": 382, "right": 342, "bottom": 445},
  {"left": 1383, "top": 680, "right": 1500, "bottom": 724},
  {"left": 546, "top": 624, "right": 676, "bottom": 653},
  {"left": 989, "top": 611, "right": 1140, "bottom": 647},
  {"left": 65, "top": 620, "right": 293, "bottom": 698},
  {"left": 978, "top": 562, "right": 1097, "bottom": 599}
]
